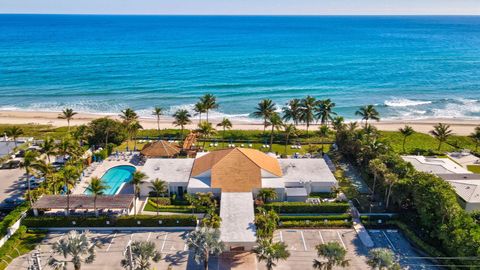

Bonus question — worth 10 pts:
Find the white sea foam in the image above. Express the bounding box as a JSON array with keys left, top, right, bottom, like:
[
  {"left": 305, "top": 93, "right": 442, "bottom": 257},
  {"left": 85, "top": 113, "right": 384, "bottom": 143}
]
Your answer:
[{"left": 384, "top": 98, "right": 432, "bottom": 107}]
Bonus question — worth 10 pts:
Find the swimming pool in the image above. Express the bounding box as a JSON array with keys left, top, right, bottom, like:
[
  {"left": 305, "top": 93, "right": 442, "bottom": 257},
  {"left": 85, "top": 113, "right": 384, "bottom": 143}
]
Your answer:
[{"left": 85, "top": 165, "right": 136, "bottom": 195}]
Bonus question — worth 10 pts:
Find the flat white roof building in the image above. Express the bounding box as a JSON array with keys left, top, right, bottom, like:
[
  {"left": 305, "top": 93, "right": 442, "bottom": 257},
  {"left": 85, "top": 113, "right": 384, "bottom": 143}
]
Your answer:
[{"left": 401, "top": 155, "right": 471, "bottom": 174}]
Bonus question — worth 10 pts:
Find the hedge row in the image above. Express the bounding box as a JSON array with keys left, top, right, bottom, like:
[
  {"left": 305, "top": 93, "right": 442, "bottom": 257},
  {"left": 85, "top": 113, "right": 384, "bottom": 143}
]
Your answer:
[
  {"left": 147, "top": 197, "right": 171, "bottom": 206},
  {"left": 279, "top": 220, "right": 352, "bottom": 228},
  {"left": 0, "top": 226, "right": 46, "bottom": 270},
  {"left": 144, "top": 201, "right": 199, "bottom": 213},
  {"left": 0, "top": 203, "right": 29, "bottom": 237},
  {"left": 22, "top": 215, "right": 197, "bottom": 227},
  {"left": 264, "top": 202, "right": 350, "bottom": 214},
  {"left": 308, "top": 192, "right": 337, "bottom": 199},
  {"left": 279, "top": 214, "right": 351, "bottom": 222}
]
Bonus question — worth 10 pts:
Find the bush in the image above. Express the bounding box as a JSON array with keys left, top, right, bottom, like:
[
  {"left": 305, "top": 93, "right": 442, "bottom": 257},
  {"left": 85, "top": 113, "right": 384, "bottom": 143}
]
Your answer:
[
  {"left": 0, "top": 203, "right": 29, "bottom": 237},
  {"left": 143, "top": 201, "right": 199, "bottom": 213},
  {"left": 147, "top": 197, "right": 172, "bottom": 206},
  {"left": 308, "top": 192, "right": 337, "bottom": 199},
  {"left": 279, "top": 214, "right": 351, "bottom": 222},
  {"left": 279, "top": 220, "right": 352, "bottom": 228},
  {"left": 22, "top": 215, "right": 197, "bottom": 228},
  {"left": 264, "top": 202, "right": 350, "bottom": 214}
]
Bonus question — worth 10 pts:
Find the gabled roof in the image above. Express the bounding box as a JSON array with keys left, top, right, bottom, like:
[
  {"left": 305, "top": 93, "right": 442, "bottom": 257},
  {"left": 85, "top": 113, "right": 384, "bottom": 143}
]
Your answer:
[{"left": 140, "top": 140, "right": 180, "bottom": 157}]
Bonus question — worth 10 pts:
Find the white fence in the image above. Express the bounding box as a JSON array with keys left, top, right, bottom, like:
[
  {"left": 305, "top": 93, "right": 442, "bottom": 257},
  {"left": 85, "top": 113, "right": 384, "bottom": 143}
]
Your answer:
[{"left": 0, "top": 211, "right": 27, "bottom": 248}]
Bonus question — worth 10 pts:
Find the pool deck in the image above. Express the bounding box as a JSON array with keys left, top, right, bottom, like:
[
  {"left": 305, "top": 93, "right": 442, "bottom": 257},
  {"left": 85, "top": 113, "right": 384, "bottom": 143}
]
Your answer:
[{"left": 72, "top": 158, "right": 142, "bottom": 195}]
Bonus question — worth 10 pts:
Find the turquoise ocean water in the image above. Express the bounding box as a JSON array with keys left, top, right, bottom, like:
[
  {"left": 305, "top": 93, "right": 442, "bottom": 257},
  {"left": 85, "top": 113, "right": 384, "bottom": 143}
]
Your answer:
[{"left": 0, "top": 15, "right": 479, "bottom": 121}]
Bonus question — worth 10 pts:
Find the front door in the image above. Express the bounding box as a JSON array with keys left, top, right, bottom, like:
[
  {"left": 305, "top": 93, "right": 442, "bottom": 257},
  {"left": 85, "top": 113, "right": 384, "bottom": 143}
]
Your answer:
[{"left": 177, "top": 187, "right": 184, "bottom": 198}]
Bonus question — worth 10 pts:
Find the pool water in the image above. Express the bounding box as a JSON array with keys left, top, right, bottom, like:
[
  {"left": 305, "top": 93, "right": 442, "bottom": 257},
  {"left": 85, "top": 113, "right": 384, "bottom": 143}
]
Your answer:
[{"left": 85, "top": 165, "right": 136, "bottom": 195}]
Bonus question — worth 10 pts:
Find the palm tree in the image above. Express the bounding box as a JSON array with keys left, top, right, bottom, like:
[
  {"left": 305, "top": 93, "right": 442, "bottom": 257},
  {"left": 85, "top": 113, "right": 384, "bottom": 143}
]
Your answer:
[
  {"left": 58, "top": 108, "right": 78, "bottom": 131},
  {"left": 41, "top": 136, "right": 57, "bottom": 163},
  {"left": 173, "top": 109, "right": 192, "bottom": 140},
  {"left": 368, "top": 159, "right": 387, "bottom": 202},
  {"left": 257, "top": 188, "right": 278, "bottom": 203},
  {"left": 254, "top": 208, "right": 279, "bottom": 240},
  {"left": 86, "top": 177, "right": 108, "bottom": 217},
  {"left": 149, "top": 178, "right": 167, "bottom": 216},
  {"left": 266, "top": 113, "right": 283, "bottom": 152},
  {"left": 430, "top": 123, "right": 453, "bottom": 151},
  {"left": 32, "top": 159, "right": 57, "bottom": 193},
  {"left": 196, "top": 121, "right": 216, "bottom": 149},
  {"left": 313, "top": 242, "right": 349, "bottom": 270},
  {"left": 217, "top": 117, "right": 232, "bottom": 147},
  {"left": 282, "top": 99, "right": 302, "bottom": 126},
  {"left": 254, "top": 239, "right": 290, "bottom": 270},
  {"left": 121, "top": 240, "right": 162, "bottom": 270},
  {"left": 398, "top": 125, "right": 414, "bottom": 153},
  {"left": 130, "top": 171, "right": 147, "bottom": 216},
  {"left": 127, "top": 121, "right": 143, "bottom": 151},
  {"left": 152, "top": 106, "right": 164, "bottom": 133},
  {"left": 470, "top": 126, "right": 480, "bottom": 152},
  {"left": 300, "top": 96, "right": 318, "bottom": 137},
  {"left": 355, "top": 105, "right": 380, "bottom": 127},
  {"left": 22, "top": 150, "right": 39, "bottom": 205},
  {"left": 194, "top": 101, "right": 207, "bottom": 123},
  {"left": 120, "top": 108, "right": 139, "bottom": 124},
  {"left": 331, "top": 116, "right": 345, "bottom": 132},
  {"left": 315, "top": 99, "right": 337, "bottom": 125},
  {"left": 384, "top": 172, "right": 398, "bottom": 209},
  {"left": 62, "top": 165, "right": 79, "bottom": 216},
  {"left": 187, "top": 227, "right": 225, "bottom": 270},
  {"left": 318, "top": 125, "right": 330, "bottom": 154},
  {"left": 253, "top": 99, "right": 276, "bottom": 134},
  {"left": 283, "top": 124, "right": 298, "bottom": 154},
  {"left": 49, "top": 230, "right": 98, "bottom": 270},
  {"left": 200, "top": 94, "right": 219, "bottom": 123},
  {"left": 5, "top": 126, "right": 24, "bottom": 147},
  {"left": 367, "top": 248, "right": 401, "bottom": 270}
]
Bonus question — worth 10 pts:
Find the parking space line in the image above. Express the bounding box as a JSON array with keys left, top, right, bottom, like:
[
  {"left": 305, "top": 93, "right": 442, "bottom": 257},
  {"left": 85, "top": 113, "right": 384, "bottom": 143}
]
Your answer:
[
  {"left": 300, "top": 231, "right": 307, "bottom": 251},
  {"left": 106, "top": 232, "right": 117, "bottom": 252},
  {"left": 337, "top": 231, "right": 347, "bottom": 250},
  {"left": 161, "top": 232, "right": 168, "bottom": 252},
  {"left": 382, "top": 230, "right": 396, "bottom": 251},
  {"left": 318, "top": 231, "right": 324, "bottom": 244},
  {"left": 146, "top": 232, "right": 152, "bottom": 242}
]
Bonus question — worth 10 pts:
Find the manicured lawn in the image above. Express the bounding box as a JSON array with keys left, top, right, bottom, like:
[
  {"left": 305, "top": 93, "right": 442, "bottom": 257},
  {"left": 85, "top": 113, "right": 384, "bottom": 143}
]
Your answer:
[
  {"left": 0, "top": 124, "right": 69, "bottom": 139},
  {"left": 467, "top": 165, "right": 480, "bottom": 174},
  {"left": 380, "top": 131, "right": 455, "bottom": 154},
  {"left": 0, "top": 228, "right": 46, "bottom": 270},
  {"left": 143, "top": 199, "right": 197, "bottom": 213}
]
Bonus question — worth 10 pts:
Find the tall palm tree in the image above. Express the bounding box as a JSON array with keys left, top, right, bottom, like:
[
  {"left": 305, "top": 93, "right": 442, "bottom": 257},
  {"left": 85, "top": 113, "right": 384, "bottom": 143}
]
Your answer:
[
  {"left": 254, "top": 239, "right": 290, "bottom": 270},
  {"left": 368, "top": 159, "right": 387, "bottom": 202},
  {"left": 331, "top": 116, "right": 345, "bottom": 132},
  {"left": 32, "top": 159, "right": 57, "bottom": 194},
  {"left": 196, "top": 121, "right": 216, "bottom": 149},
  {"left": 257, "top": 188, "right": 278, "bottom": 204},
  {"left": 430, "top": 123, "right": 453, "bottom": 151},
  {"left": 172, "top": 109, "right": 192, "bottom": 140},
  {"left": 384, "top": 172, "right": 398, "bottom": 209},
  {"left": 355, "top": 105, "right": 380, "bottom": 127},
  {"left": 194, "top": 102, "right": 207, "bottom": 123},
  {"left": 200, "top": 94, "right": 219, "bottom": 123},
  {"left": 49, "top": 230, "right": 98, "bottom": 270},
  {"left": 367, "top": 248, "right": 401, "bottom": 270},
  {"left": 318, "top": 125, "right": 330, "bottom": 154},
  {"left": 313, "top": 242, "right": 349, "bottom": 270},
  {"left": 41, "top": 136, "right": 57, "bottom": 163},
  {"left": 266, "top": 113, "right": 283, "bottom": 152},
  {"left": 300, "top": 96, "right": 318, "bottom": 137},
  {"left": 58, "top": 108, "right": 78, "bottom": 131},
  {"left": 282, "top": 99, "right": 302, "bottom": 126},
  {"left": 315, "top": 99, "right": 337, "bottom": 125},
  {"left": 398, "top": 125, "right": 414, "bottom": 153},
  {"left": 283, "top": 124, "right": 298, "bottom": 154},
  {"left": 152, "top": 106, "right": 164, "bottom": 133},
  {"left": 253, "top": 99, "right": 276, "bottom": 134},
  {"left": 127, "top": 121, "right": 143, "bottom": 151},
  {"left": 121, "top": 240, "right": 162, "bottom": 270},
  {"left": 470, "top": 126, "right": 480, "bottom": 152},
  {"left": 130, "top": 171, "right": 147, "bottom": 216},
  {"left": 62, "top": 165, "right": 79, "bottom": 216},
  {"left": 5, "top": 126, "right": 24, "bottom": 147},
  {"left": 22, "top": 150, "right": 39, "bottom": 205},
  {"left": 86, "top": 177, "right": 108, "bottom": 217},
  {"left": 217, "top": 117, "right": 232, "bottom": 147},
  {"left": 120, "top": 108, "right": 139, "bottom": 124},
  {"left": 254, "top": 208, "right": 279, "bottom": 240},
  {"left": 149, "top": 178, "right": 168, "bottom": 216},
  {"left": 187, "top": 227, "right": 225, "bottom": 270}
]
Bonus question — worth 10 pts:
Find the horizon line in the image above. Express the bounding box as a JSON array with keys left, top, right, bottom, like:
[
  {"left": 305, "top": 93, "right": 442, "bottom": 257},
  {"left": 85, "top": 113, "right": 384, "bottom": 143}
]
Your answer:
[{"left": 1, "top": 13, "right": 480, "bottom": 16}]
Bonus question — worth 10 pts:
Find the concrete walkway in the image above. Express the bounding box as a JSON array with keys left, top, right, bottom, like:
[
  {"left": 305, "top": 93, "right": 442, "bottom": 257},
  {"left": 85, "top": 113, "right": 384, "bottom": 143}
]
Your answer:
[{"left": 339, "top": 161, "right": 371, "bottom": 194}]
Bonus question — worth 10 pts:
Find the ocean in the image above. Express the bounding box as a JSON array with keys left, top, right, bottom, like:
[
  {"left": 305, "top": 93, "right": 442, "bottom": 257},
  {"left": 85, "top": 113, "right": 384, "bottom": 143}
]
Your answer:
[{"left": 0, "top": 15, "right": 479, "bottom": 121}]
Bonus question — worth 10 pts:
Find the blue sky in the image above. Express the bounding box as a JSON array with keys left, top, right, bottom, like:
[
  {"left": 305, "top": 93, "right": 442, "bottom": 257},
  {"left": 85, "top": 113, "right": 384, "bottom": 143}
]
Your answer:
[{"left": 1, "top": 0, "right": 479, "bottom": 15}]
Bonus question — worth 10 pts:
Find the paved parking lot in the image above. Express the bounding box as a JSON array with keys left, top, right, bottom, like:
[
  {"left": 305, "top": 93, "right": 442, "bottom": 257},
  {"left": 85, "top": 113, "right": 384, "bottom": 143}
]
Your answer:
[{"left": 0, "top": 168, "right": 25, "bottom": 208}]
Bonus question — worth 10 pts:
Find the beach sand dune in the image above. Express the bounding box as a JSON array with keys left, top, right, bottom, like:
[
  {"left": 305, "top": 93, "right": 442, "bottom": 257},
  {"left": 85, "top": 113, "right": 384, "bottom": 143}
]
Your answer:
[{"left": 0, "top": 110, "right": 478, "bottom": 135}]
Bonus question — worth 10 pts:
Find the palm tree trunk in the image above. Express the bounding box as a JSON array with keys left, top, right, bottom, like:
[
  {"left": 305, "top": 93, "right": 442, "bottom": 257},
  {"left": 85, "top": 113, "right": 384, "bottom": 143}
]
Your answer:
[
  {"left": 156, "top": 197, "right": 160, "bottom": 216},
  {"left": 204, "top": 253, "right": 209, "bottom": 270},
  {"left": 386, "top": 183, "right": 393, "bottom": 209},
  {"left": 263, "top": 119, "right": 267, "bottom": 134},
  {"left": 66, "top": 192, "right": 70, "bottom": 216},
  {"left": 26, "top": 170, "right": 32, "bottom": 206},
  {"left": 157, "top": 117, "right": 160, "bottom": 133},
  {"left": 402, "top": 136, "right": 407, "bottom": 152},
  {"left": 269, "top": 125, "right": 274, "bottom": 152},
  {"left": 284, "top": 134, "right": 289, "bottom": 154},
  {"left": 180, "top": 126, "right": 184, "bottom": 141},
  {"left": 133, "top": 185, "right": 137, "bottom": 217},
  {"left": 206, "top": 111, "right": 209, "bottom": 123},
  {"left": 438, "top": 141, "right": 442, "bottom": 151},
  {"left": 222, "top": 127, "right": 226, "bottom": 147},
  {"left": 94, "top": 196, "right": 98, "bottom": 217}
]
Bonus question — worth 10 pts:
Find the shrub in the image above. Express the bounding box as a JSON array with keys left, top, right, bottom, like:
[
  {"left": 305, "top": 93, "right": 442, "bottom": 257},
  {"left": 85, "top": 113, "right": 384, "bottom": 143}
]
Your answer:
[
  {"left": 22, "top": 215, "right": 197, "bottom": 228},
  {"left": 279, "top": 214, "right": 351, "bottom": 222},
  {"left": 147, "top": 197, "right": 172, "bottom": 206},
  {"left": 263, "top": 202, "right": 350, "bottom": 214},
  {"left": 0, "top": 226, "right": 46, "bottom": 270},
  {"left": 279, "top": 220, "right": 352, "bottom": 228},
  {"left": 0, "top": 203, "right": 29, "bottom": 237},
  {"left": 308, "top": 192, "right": 337, "bottom": 199}
]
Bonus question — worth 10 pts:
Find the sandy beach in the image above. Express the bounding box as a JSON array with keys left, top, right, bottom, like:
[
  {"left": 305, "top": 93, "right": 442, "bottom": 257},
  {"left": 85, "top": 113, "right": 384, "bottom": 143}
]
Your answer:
[{"left": 0, "top": 110, "right": 478, "bottom": 135}]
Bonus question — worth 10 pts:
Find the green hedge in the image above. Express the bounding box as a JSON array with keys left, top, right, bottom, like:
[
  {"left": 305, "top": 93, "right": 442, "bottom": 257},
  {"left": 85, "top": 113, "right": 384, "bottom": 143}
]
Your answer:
[
  {"left": 0, "top": 203, "right": 29, "bottom": 237},
  {"left": 279, "top": 220, "right": 352, "bottom": 228},
  {"left": 144, "top": 201, "right": 199, "bottom": 213},
  {"left": 22, "top": 215, "right": 197, "bottom": 228},
  {"left": 0, "top": 226, "right": 46, "bottom": 270},
  {"left": 264, "top": 202, "right": 350, "bottom": 214},
  {"left": 279, "top": 214, "right": 351, "bottom": 222},
  {"left": 147, "top": 197, "right": 171, "bottom": 206},
  {"left": 308, "top": 192, "right": 337, "bottom": 199}
]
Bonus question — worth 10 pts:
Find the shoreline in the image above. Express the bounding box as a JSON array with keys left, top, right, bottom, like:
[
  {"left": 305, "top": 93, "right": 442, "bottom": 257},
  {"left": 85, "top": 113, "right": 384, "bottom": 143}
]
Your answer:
[{"left": 0, "top": 110, "right": 478, "bottom": 135}]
